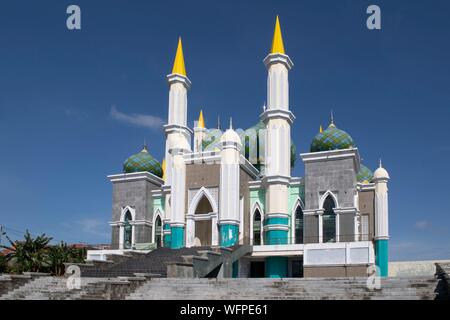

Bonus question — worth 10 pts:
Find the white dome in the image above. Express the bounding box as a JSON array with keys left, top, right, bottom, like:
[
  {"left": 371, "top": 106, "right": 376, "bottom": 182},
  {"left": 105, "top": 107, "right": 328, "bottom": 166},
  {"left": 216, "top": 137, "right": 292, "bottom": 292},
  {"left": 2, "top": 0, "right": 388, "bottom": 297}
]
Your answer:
[
  {"left": 220, "top": 128, "right": 242, "bottom": 145},
  {"left": 373, "top": 166, "right": 390, "bottom": 180}
]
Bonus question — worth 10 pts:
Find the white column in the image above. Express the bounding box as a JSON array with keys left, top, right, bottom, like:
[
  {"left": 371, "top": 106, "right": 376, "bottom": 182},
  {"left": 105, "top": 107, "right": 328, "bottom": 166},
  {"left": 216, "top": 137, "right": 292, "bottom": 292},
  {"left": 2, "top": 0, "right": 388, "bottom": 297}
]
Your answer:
[
  {"left": 170, "top": 151, "right": 186, "bottom": 226},
  {"left": 219, "top": 140, "right": 241, "bottom": 223},
  {"left": 374, "top": 178, "right": 389, "bottom": 240}
]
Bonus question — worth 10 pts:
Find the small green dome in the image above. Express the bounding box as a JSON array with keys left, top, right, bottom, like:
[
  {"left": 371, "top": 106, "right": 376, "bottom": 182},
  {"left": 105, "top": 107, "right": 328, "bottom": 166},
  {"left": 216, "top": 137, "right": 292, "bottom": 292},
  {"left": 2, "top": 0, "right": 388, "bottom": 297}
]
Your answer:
[
  {"left": 357, "top": 164, "right": 373, "bottom": 183},
  {"left": 123, "top": 145, "right": 163, "bottom": 177},
  {"left": 310, "top": 123, "right": 355, "bottom": 152},
  {"left": 242, "top": 121, "right": 296, "bottom": 170},
  {"left": 202, "top": 128, "right": 223, "bottom": 152}
]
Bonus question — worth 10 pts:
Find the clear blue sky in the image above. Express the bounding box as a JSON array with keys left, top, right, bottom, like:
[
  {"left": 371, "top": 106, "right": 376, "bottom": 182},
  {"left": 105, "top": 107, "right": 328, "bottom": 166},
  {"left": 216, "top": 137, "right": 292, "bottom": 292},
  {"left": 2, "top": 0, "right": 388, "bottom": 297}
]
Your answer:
[{"left": 1, "top": 0, "right": 449, "bottom": 261}]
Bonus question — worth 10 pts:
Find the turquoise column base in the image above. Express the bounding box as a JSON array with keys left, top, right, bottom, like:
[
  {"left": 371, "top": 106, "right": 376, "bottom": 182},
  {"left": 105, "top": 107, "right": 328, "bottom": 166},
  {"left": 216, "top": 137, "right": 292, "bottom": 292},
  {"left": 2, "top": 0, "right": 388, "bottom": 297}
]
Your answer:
[
  {"left": 264, "top": 216, "right": 288, "bottom": 245},
  {"left": 163, "top": 223, "right": 171, "bottom": 248},
  {"left": 375, "top": 239, "right": 389, "bottom": 277},
  {"left": 170, "top": 226, "right": 185, "bottom": 249},
  {"left": 266, "top": 230, "right": 288, "bottom": 245},
  {"left": 232, "top": 261, "right": 239, "bottom": 278},
  {"left": 219, "top": 224, "right": 239, "bottom": 247},
  {"left": 265, "top": 256, "right": 288, "bottom": 278}
]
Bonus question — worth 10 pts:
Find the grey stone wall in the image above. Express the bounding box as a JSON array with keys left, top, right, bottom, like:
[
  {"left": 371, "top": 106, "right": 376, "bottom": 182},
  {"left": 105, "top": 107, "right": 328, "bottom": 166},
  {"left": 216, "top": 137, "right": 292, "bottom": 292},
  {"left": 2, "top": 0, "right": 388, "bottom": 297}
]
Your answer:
[
  {"left": 110, "top": 176, "right": 160, "bottom": 246},
  {"left": 358, "top": 189, "right": 375, "bottom": 240},
  {"left": 111, "top": 226, "right": 120, "bottom": 249},
  {"left": 134, "top": 225, "right": 152, "bottom": 244},
  {"left": 304, "top": 215, "right": 319, "bottom": 244},
  {"left": 304, "top": 157, "right": 357, "bottom": 210}
]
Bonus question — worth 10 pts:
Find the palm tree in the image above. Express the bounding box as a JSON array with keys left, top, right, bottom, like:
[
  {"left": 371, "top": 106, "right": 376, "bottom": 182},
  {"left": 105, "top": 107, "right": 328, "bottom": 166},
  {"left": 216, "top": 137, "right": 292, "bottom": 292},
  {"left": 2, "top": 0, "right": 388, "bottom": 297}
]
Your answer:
[
  {"left": 1, "top": 230, "right": 52, "bottom": 273},
  {"left": 47, "top": 241, "right": 71, "bottom": 276}
]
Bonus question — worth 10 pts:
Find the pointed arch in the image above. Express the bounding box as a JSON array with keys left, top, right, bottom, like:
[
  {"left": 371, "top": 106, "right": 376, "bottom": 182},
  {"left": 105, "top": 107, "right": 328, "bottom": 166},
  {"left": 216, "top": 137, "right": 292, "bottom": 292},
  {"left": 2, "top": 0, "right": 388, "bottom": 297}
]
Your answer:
[
  {"left": 322, "top": 194, "right": 337, "bottom": 243},
  {"left": 250, "top": 202, "right": 264, "bottom": 245},
  {"left": 120, "top": 205, "right": 136, "bottom": 222},
  {"left": 152, "top": 209, "right": 163, "bottom": 247},
  {"left": 188, "top": 187, "right": 219, "bottom": 215},
  {"left": 291, "top": 199, "right": 304, "bottom": 244},
  {"left": 319, "top": 190, "right": 339, "bottom": 209}
]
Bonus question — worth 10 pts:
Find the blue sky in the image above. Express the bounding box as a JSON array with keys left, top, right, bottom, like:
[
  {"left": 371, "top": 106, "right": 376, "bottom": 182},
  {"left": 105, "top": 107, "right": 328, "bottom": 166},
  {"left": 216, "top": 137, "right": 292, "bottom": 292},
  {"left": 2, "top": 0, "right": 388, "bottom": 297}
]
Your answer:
[{"left": 0, "top": 0, "right": 449, "bottom": 261}]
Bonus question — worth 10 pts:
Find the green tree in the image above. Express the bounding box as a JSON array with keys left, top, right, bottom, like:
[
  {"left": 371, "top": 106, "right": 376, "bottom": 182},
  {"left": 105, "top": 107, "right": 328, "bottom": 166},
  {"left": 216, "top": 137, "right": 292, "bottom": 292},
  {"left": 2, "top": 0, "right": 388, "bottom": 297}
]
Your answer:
[
  {"left": 47, "top": 241, "right": 71, "bottom": 276},
  {"left": 1, "top": 230, "right": 52, "bottom": 273}
]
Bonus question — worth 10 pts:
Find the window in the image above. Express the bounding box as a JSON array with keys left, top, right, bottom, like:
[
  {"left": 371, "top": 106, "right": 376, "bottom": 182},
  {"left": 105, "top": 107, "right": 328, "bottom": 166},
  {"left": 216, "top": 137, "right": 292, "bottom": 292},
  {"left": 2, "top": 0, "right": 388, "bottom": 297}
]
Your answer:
[
  {"left": 123, "top": 211, "right": 132, "bottom": 249},
  {"left": 295, "top": 206, "right": 303, "bottom": 244},
  {"left": 253, "top": 209, "right": 262, "bottom": 245},
  {"left": 322, "top": 195, "right": 336, "bottom": 243},
  {"left": 155, "top": 216, "right": 162, "bottom": 248}
]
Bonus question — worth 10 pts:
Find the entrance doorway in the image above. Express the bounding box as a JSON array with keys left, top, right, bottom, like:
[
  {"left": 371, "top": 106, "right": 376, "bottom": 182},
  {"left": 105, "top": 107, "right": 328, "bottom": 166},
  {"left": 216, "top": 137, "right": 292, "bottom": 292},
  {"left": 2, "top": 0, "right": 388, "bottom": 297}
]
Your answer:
[
  {"left": 193, "top": 195, "right": 214, "bottom": 246},
  {"left": 250, "top": 261, "right": 265, "bottom": 278},
  {"left": 291, "top": 259, "right": 304, "bottom": 277}
]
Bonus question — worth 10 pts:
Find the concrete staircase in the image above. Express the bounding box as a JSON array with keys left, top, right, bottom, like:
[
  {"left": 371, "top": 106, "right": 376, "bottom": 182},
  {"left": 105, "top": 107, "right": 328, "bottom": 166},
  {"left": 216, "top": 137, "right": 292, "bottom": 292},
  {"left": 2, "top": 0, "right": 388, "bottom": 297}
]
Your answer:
[
  {"left": 0, "top": 276, "right": 146, "bottom": 300},
  {"left": 126, "top": 277, "right": 444, "bottom": 300},
  {"left": 68, "top": 245, "right": 252, "bottom": 279},
  {"left": 0, "top": 275, "right": 446, "bottom": 300}
]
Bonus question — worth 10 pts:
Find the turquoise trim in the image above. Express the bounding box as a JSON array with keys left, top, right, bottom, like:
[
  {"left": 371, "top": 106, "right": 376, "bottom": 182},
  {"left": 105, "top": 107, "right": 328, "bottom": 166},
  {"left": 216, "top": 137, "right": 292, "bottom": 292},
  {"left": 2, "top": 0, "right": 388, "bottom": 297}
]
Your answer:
[
  {"left": 232, "top": 261, "right": 239, "bottom": 278},
  {"left": 163, "top": 224, "right": 171, "bottom": 247},
  {"left": 264, "top": 217, "right": 289, "bottom": 226},
  {"left": 170, "top": 226, "right": 184, "bottom": 249},
  {"left": 265, "top": 257, "right": 288, "bottom": 278},
  {"left": 266, "top": 230, "right": 288, "bottom": 245},
  {"left": 375, "top": 239, "right": 389, "bottom": 277},
  {"left": 220, "top": 224, "right": 239, "bottom": 247}
]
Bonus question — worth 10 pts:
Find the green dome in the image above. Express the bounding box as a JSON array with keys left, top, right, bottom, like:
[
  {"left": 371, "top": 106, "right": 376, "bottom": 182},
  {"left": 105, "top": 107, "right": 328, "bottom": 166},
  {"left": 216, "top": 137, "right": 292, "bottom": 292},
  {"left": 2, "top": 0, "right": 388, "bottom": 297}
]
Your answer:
[
  {"left": 201, "top": 121, "right": 296, "bottom": 170},
  {"left": 202, "top": 128, "right": 223, "bottom": 152},
  {"left": 242, "top": 121, "right": 296, "bottom": 170},
  {"left": 310, "top": 123, "right": 355, "bottom": 152},
  {"left": 123, "top": 146, "right": 163, "bottom": 177},
  {"left": 357, "top": 165, "right": 373, "bottom": 183}
]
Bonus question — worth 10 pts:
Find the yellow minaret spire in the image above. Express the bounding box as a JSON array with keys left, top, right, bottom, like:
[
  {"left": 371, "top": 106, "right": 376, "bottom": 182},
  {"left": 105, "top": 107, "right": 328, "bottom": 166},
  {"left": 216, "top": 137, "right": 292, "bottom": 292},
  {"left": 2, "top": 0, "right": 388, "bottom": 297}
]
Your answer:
[
  {"left": 270, "top": 15, "right": 285, "bottom": 54},
  {"left": 171, "top": 37, "right": 187, "bottom": 76},
  {"left": 319, "top": 125, "right": 323, "bottom": 133},
  {"left": 198, "top": 110, "right": 205, "bottom": 128}
]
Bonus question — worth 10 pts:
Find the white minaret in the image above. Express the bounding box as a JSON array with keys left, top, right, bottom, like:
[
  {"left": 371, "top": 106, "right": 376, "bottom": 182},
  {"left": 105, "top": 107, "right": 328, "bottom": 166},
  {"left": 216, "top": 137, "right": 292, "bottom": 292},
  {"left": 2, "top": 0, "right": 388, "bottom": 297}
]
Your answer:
[
  {"left": 218, "top": 119, "right": 242, "bottom": 247},
  {"left": 165, "top": 37, "right": 192, "bottom": 248},
  {"left": 260, "top": 16, "right": 295, "bottom": 249},
  {"left": 374, "top": 159, "right": 390, "bottom": 240},
  {"left": 373, "top": 159, "right": 390, "bottom": 277}
]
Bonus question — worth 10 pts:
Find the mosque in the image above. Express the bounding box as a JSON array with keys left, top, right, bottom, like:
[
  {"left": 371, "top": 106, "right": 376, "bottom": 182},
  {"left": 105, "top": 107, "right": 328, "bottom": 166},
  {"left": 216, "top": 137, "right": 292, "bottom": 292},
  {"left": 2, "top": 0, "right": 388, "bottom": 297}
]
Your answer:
[{"left": 105, "top": 17, "right": 390, "bottom": 278}]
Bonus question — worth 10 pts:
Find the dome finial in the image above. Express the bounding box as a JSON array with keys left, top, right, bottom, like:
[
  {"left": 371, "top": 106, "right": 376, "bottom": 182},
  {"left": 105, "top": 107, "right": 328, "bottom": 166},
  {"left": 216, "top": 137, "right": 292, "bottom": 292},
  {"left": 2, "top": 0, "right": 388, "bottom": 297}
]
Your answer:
[
  {"left": 319, "top": 125, "right": 323, "bottom": 133},
  {"left": 379, "top": 158, "right": 383, "bottom": 168},
  {"left": 217, "top": 115, "right": 221, "bottom": 130},
  {"left": 229, "top": 117, "right": 233, "bottom": 130},
  {"left": 330, "top": 109, "right": 334, "bottom": 125},
  {"left": 142, "top": 139, "right": 148, "bottom": 152}
]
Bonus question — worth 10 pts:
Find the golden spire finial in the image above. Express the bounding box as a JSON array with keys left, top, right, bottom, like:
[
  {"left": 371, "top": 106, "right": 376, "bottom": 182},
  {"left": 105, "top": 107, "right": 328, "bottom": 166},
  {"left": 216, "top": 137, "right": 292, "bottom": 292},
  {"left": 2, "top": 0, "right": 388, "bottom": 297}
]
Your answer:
[
  {"left": 161, "top": 158, "right": 166, "bottom": 181},
  {"left": 171, "top": 37, "right": 187, "bottom": 76},
  {"left": 319, "top": 125, "right": 323, "bottom": 133},
  {"left": 198, "top": 110, "right": 205, "bottom": 128},
  {"left": 270, "top": 15, "right": 285, "bottom": 54}
]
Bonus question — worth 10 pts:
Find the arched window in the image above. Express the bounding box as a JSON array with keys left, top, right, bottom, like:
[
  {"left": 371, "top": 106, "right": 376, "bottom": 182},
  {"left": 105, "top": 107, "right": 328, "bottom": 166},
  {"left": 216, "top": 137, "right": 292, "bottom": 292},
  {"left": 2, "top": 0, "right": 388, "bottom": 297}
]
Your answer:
[
  {"left": 195, "top": 196, "right": 213, "bottom": 214},
  {"left": 155, "top": 216, "right": 162, "bottom": 248},
  {"left": 322, "top": 195, "right": 336, "bottom": 243},
  {"left": 295, "top": 206, "right": 303, "bottom": 244},
  {"left": 253, "top": 209, "right": 262, "bottom": 245},
  {"left": 123, "top": 211, "right": 132, "bottom": 249}
]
